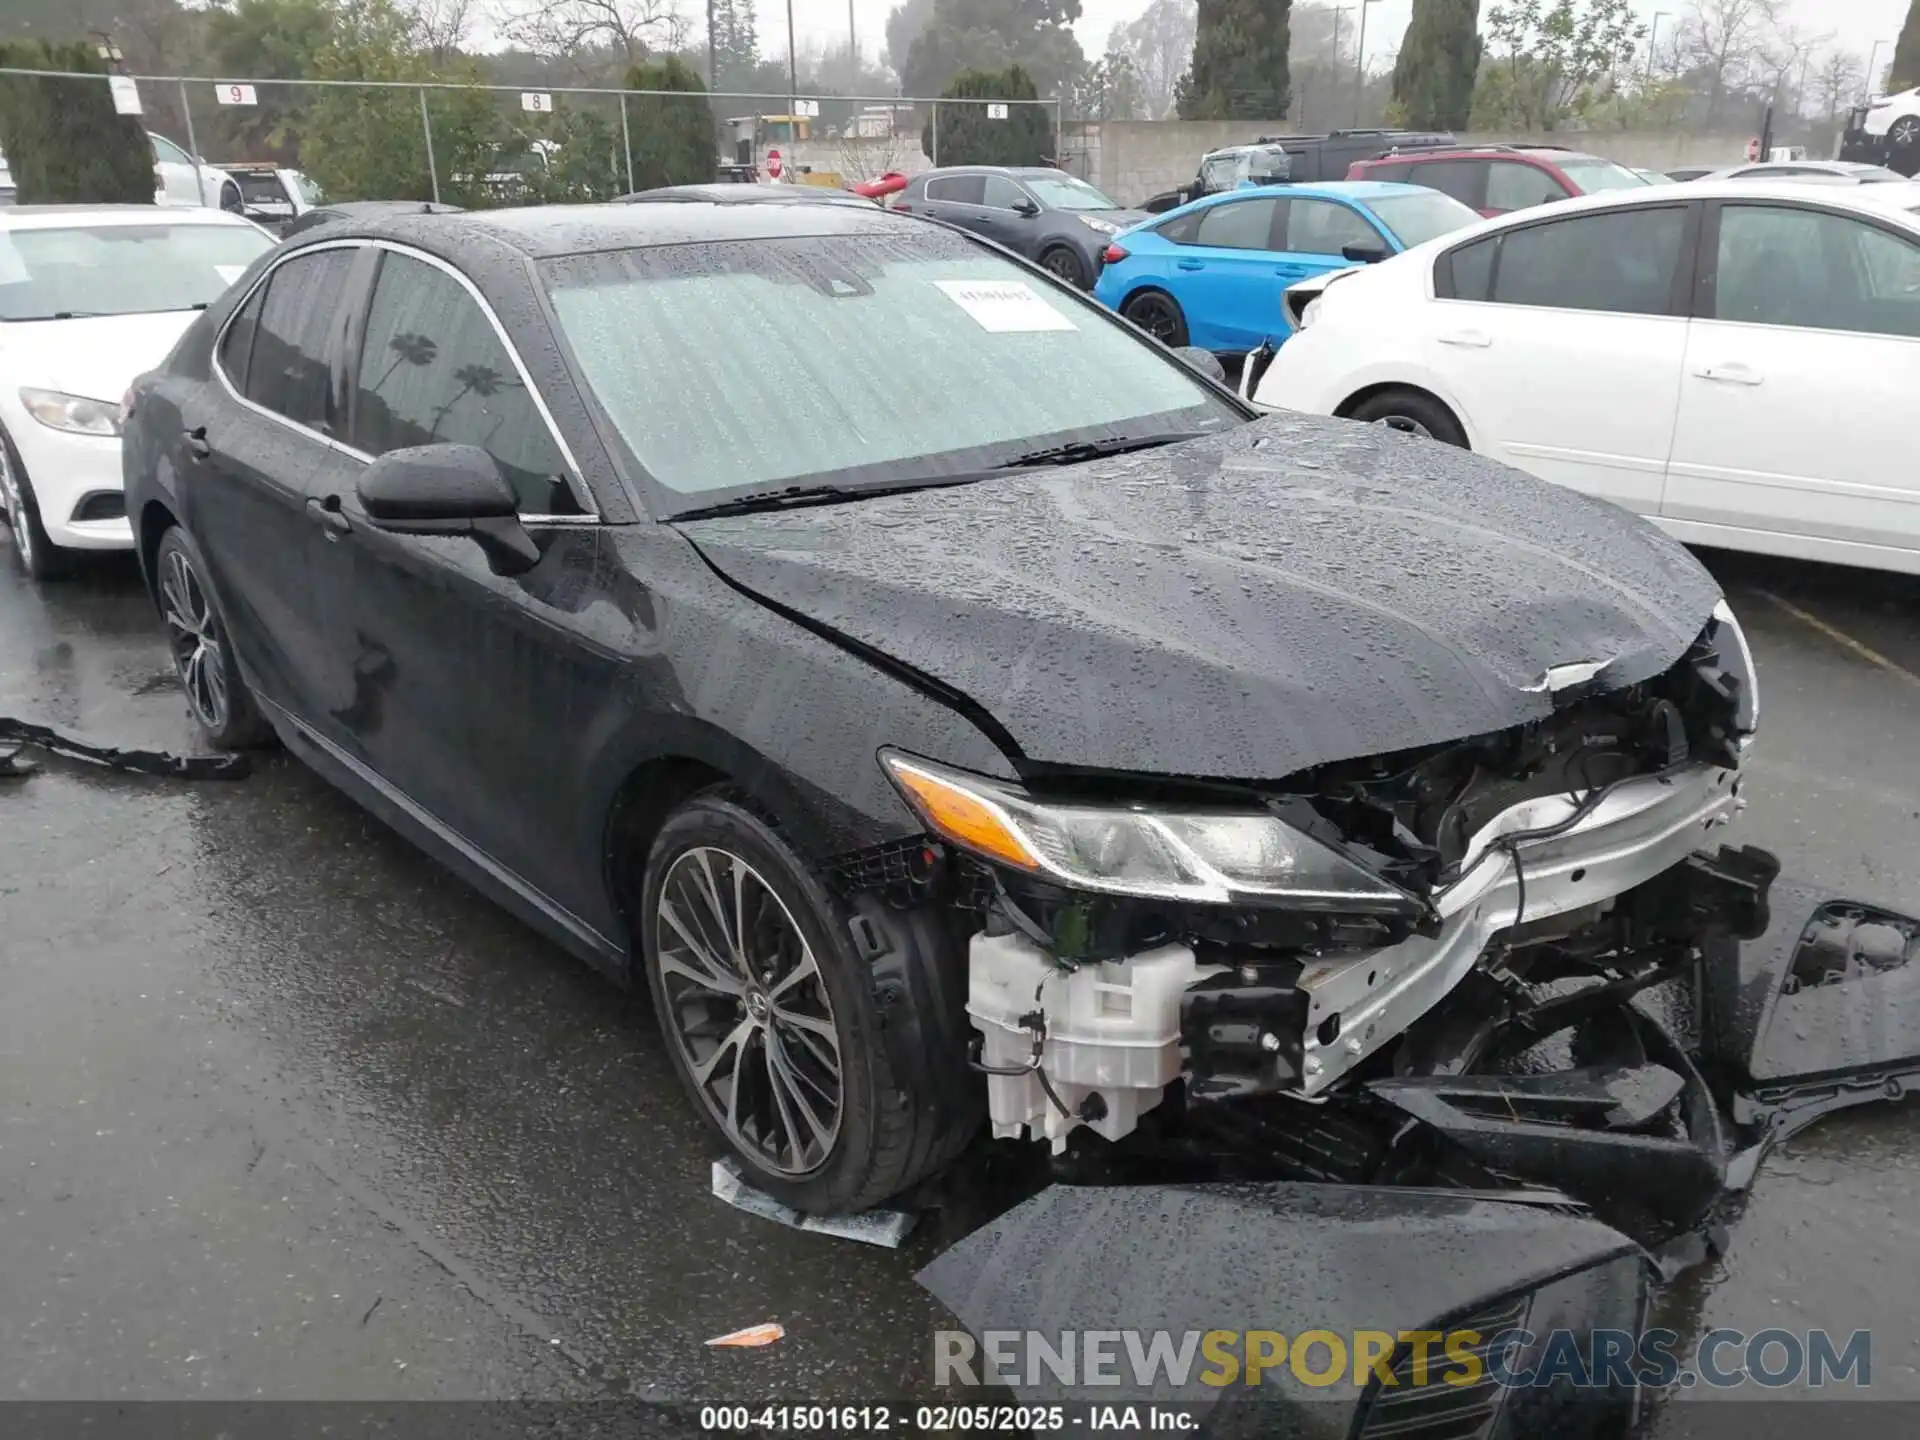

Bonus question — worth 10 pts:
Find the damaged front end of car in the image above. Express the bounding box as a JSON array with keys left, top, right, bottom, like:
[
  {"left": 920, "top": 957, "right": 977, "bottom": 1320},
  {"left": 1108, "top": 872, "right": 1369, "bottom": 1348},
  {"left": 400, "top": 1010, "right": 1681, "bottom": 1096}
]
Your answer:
[{"left": 840, "top": 599, "right": 1920, "bottom": 1425}]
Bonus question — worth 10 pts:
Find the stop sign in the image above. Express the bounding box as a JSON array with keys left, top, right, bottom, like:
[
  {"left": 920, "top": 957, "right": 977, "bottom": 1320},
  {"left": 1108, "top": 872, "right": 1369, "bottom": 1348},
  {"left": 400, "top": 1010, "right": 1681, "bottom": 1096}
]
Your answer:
[{"left": 766, "top": 148, "right": 784, "bottom": 180}]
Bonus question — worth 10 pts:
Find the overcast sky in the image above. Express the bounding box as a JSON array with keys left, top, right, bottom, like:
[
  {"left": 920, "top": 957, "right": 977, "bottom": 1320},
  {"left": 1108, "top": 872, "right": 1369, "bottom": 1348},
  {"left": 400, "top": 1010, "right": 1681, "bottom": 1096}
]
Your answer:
[{"left": 762, "top": 0, "right": 1909, "bottom": 95}]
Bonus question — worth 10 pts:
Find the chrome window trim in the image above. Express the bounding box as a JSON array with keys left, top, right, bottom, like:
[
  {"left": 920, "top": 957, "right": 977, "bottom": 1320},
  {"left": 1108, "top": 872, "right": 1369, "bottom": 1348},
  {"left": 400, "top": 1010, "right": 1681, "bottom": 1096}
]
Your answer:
[
  {"left": 210, "top": 235, "right": 601, "bottom": 523},
  {"left": 210, "top": 236, "right": 362, "bottom": 449}
]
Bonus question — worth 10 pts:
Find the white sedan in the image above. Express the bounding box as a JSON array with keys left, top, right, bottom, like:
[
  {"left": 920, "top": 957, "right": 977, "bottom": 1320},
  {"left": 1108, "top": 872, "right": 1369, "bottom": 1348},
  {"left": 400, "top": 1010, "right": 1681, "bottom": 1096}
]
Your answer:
[
  {"left": 1, "top": 206, "right": 275, "bottom": 580},
  {"left": 1248, "top": 180, "right": 1920, "bottom": 576}
]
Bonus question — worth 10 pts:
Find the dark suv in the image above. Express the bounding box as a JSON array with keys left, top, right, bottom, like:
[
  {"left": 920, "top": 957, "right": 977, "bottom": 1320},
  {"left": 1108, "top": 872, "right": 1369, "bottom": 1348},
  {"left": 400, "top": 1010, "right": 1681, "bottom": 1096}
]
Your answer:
[
  {"left": 893, "top": 166, "right": 1147, "bottom": 288},
  {"left": 1347, "top": 144, "right": 1650, "bottom": 216},
  {"left": 1142, "top": 129, "right": 1457, "bottom": 212}
]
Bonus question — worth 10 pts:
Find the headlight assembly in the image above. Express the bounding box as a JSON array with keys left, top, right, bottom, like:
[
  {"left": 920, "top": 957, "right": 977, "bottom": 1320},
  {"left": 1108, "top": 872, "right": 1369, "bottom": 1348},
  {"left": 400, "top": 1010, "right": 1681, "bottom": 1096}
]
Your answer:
[
  {"left": 1079, "top": 215, "right": 1121, "bottom": 235},
  {"left": 20, "top": 388, "right": 122, "bottom": 437},
  {"left": 880, "top": 751, "right": 1415, "bottom": 912}
]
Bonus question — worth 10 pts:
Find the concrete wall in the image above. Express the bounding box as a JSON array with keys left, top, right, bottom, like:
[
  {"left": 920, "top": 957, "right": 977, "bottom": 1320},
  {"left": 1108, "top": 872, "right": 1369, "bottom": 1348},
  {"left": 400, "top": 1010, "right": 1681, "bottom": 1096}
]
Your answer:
[{"left": 784, "top": 123, "right": 1765, "bottom": 205}]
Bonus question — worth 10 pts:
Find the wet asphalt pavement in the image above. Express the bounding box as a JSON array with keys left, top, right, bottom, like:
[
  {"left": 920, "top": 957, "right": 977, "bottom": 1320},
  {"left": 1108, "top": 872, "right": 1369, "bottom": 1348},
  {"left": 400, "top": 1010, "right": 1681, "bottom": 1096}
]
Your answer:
[{"left": 3, "top": 544, "right": 1919, "bottom": 1416}]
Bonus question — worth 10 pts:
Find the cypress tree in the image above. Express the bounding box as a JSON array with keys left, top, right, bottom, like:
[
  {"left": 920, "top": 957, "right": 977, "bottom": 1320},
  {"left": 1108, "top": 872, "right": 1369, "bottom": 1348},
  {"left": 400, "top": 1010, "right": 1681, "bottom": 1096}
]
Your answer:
[
  {"left": 923, "top": 66, "right": 1053, "bottom": 166},
  {"left": 1176, "top": 0, "right": 1291, "bottom": 121},
  {"left": 0, "top": 41, "right": 155, "bottom": 204},
  {"left": 1391, "top": 0, "right": 1481, "bottom": 131},
  {"left": 626, "top": 56, "right": 717, "bottom": 189},
  {"left": 1891, "top": 0, "right": 1920, "bottom": 92}
]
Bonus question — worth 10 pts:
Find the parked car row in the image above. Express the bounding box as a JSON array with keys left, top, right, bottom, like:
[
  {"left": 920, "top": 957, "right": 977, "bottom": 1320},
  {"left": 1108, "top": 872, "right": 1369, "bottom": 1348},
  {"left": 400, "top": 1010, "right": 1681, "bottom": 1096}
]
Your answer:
[{"left": 1243, "top": 178, "right": 1920, "bottom": 576}]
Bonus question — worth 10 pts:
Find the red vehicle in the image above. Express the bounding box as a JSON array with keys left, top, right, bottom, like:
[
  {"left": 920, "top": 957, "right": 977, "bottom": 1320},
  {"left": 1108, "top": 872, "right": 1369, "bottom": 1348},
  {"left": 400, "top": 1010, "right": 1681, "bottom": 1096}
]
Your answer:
[{"left": 1346, "top": 144, "right": 1650, "bottom": 217}]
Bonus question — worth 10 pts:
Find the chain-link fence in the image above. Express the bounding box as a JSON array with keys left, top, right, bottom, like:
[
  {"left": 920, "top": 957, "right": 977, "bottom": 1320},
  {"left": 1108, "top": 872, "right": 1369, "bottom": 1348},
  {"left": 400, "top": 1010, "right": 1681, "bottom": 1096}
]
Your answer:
[{"left": 0, "top": 67, "right": 1066, "bottom": 208}]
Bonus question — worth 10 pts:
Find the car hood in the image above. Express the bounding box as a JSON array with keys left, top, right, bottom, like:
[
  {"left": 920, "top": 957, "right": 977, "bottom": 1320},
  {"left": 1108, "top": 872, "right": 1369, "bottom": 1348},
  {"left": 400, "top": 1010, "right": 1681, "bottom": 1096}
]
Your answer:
[
  {"left": 676, "top": 415, "right": 1724, "bottom": 779},
  {"left": 1085, "top": 207, "right": 1151, "bottom": 230},
  {"left": 0, "top": 311, "right": 199, "bottom": 402}
]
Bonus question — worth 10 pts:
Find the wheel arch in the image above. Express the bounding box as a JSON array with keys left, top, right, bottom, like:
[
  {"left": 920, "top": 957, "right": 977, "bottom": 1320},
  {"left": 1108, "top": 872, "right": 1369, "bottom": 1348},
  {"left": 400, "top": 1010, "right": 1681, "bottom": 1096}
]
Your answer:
[
  {"left": 1334, "top": 380, "right": 1474, "bottom": 447},
  {"left": 596, "top": 720, "right": 879, "bottom": 970},
  {"left": 137, "top": 497, "right": 178, "bottom": 600}
]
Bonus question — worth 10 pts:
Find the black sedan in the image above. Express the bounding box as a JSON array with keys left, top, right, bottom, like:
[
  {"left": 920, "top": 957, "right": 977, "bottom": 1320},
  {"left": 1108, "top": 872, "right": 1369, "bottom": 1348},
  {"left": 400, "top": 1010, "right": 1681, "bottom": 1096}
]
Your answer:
[{"left": 122, "top": 202, "right": 1908, "bottom": 1285}]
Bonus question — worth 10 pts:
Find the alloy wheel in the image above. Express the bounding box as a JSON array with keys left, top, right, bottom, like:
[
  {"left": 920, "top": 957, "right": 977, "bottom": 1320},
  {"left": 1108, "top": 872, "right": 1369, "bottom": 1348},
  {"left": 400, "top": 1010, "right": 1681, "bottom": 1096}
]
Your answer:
[
  {"left": 1376, "top": 414, "right": 1435, "bottom": 440},
  {"left": 1128, "top": 296, "right": 1181, "bottom": 344},
  {"left": 654, "top": 846, "right": 843, "bottom": 1177},
  {"left": 159, "top": 546, "right": 231, "bottom": 731},
  {"left": 1894, "top": 116, "right": 1919, "bottom": 148},
  {"left": 1042, "top": 250, "right": 1083, "bottom": 285},
  {"left": 0, "top": 443, "right": 33, "bottom": 571}
]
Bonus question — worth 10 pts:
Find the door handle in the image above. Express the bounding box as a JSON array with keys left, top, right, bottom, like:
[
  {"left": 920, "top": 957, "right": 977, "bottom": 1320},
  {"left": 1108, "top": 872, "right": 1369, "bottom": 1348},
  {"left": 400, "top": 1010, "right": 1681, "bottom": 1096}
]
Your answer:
[
  {"left": 1438, "top": 330, "right": 1492, "bottom": 348},
  {"left": 1176, "top": 259, "right": 1205, "bottom": 271},
  {"left": 304, "top": 496, "right": 351, "bottom": 538},
  {"left": 1693, "top": 362, "right": 1763, "bottom": 385},
  {"left": 183, "top": 426, "right": 211, "bottom": 460}
]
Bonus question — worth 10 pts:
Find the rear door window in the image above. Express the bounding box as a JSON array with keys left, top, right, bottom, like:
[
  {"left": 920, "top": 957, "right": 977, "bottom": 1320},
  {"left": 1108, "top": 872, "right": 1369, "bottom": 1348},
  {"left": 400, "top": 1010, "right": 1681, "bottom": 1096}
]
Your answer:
[
  {"left": 926, "top": 175, "right": 985, "bottom": 205},
  {"left": 1490, "top": 206, "right": 1687, "bottom": 315},
  {"left": 1193, "top": 197, "right": 1281, "bottom": 251},
  {"left": 243, "top": 247, "right": 356, "bottom": 429},
  {"left": 217, "top": 281, "right": 266, "bottom": 395},
  {"left": 1408, "top": 159, "right": 1488, "bottom": 209},
  {"left": 349, "top": 251, "right": 579, "bottom": 515},
  {"left": 1363, "top": 162, "right": 1413, "bottom": 183}
]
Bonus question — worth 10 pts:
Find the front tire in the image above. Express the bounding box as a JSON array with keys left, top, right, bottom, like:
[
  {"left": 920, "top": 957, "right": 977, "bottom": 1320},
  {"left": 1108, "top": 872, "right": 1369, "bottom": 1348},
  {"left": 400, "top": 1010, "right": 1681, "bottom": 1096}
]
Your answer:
[
  {"left": 153, "top": 525, "right": 276, "bottom": 749},
  {"left": 1347, "top": 388, "right": 1469, "bottom": 448},
  {"left": 1, "top": 426, "right": 74, "bottom": 582},
  {"left": 1040, "top": 245, "right": 1090, "bottom": 289},
  {"left": 641, "top": 791, "right": 967, "bottom": 1213},
  {"left": 1891, "top": 115, "right": 1919, "bottom": 150}
]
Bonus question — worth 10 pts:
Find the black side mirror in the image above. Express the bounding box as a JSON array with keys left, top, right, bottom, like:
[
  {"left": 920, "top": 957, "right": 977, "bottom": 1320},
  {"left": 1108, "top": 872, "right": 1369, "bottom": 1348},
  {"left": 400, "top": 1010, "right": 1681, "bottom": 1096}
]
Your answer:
[
  {"left": 357, "top": 443, "right": 540, "bottom": 576},
  {"left": 1172, "top": 345, "right": 1226, "bottom": 384},
  {"left": 1342, "top": 242, "right": 1392, "bottom": 264},
  {"left": 1011, "top": 198, "right": 1039, "bottom": 216}
]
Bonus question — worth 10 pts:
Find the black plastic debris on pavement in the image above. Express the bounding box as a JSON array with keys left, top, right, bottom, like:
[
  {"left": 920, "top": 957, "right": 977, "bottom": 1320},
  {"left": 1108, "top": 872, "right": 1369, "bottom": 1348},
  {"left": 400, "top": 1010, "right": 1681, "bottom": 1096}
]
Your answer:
[{"left": 0, "top": 717, "right": 250, "bottom": 781}]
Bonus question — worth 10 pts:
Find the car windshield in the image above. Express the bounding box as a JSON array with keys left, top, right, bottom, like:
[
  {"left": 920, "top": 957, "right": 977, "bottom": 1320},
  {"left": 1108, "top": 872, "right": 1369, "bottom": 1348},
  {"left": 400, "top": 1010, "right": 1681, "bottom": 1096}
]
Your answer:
[
  {"left": 0, "top": 222, "right": 270, "bottom": 321},
  {"left": 1557, "top": 159, "right": 1650, "bottom": 192},
  {"left": 542, "top": 230, "right": 1241, "bottom": 512},
  {"left": 1024, "top": 175, "right": 1121, "bottom": 211},
  {"left": 1365, "top": 190, "right": 1481, "bottom": 247}
]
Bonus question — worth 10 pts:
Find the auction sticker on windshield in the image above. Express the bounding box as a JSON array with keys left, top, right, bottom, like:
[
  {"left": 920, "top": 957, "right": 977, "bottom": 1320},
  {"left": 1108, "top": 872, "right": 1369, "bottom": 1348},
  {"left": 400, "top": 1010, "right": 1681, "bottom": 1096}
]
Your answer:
[{"left": 933, "top": 279, "right": 1076, "bottom": 333}]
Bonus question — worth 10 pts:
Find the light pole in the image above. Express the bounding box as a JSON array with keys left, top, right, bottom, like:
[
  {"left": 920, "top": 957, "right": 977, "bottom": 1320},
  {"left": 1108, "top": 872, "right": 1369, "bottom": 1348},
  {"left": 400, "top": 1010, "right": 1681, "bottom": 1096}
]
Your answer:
[
  {"left": 1645, "top": 11, "right": 1668, "bottom": 87},
  {"left": 1354, "top": 0, "right": 1383, "bottom": 129},
  {"left": 1868, "top": 39, "right": 1892, "bottom": 99}
]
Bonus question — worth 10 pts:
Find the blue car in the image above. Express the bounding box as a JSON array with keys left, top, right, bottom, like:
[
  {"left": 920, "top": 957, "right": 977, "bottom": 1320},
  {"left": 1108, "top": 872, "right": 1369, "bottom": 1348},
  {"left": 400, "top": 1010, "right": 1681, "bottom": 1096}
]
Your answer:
[{"left": 1093, "top": 181, "right": 1481, "bottom": 355}]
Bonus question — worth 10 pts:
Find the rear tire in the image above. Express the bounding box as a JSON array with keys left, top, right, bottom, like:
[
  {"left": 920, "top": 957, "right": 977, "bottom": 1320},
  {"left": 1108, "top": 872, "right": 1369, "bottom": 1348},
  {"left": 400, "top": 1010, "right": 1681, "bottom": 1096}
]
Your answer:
[
  {"left": 153, "top": 525, "right": 276, "bottom": 749},
  {"left": 640, "top": 790, "right": 972, "bottom": 1214},
  {"left": 0, "top": 426, "right": 75, "bottom": 582},
  {"left": 1121, "top": 289, "right": 1189, "bottom": 348},
  {"left": 1347, "top": 388, "right": 1469, "bottom": 448},
  {"left": 1891, "top": 115, "right": 1919, "bottom": 150}
]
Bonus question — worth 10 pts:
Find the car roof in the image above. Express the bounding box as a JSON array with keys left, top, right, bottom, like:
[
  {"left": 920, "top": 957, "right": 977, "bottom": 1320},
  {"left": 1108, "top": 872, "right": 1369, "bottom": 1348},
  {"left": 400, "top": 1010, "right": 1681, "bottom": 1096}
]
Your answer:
[
  {"left": 338, "top": 199, "right": 931, "bottom": 260},
  {"left": 913, "top": 165, "right": 1082, "bottom": 179},
  {"left": 616, "top": 183, "right": 872, "bottom": 206},
  {"left": 0, "top": 203, "right": 258, "bottom": 230},
  {"left": 1382, "top": 146, "right": 1603, "bottom": 164},
  {"left": 1431, "top": 177, "right": 1920, "bottom": 231}
]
